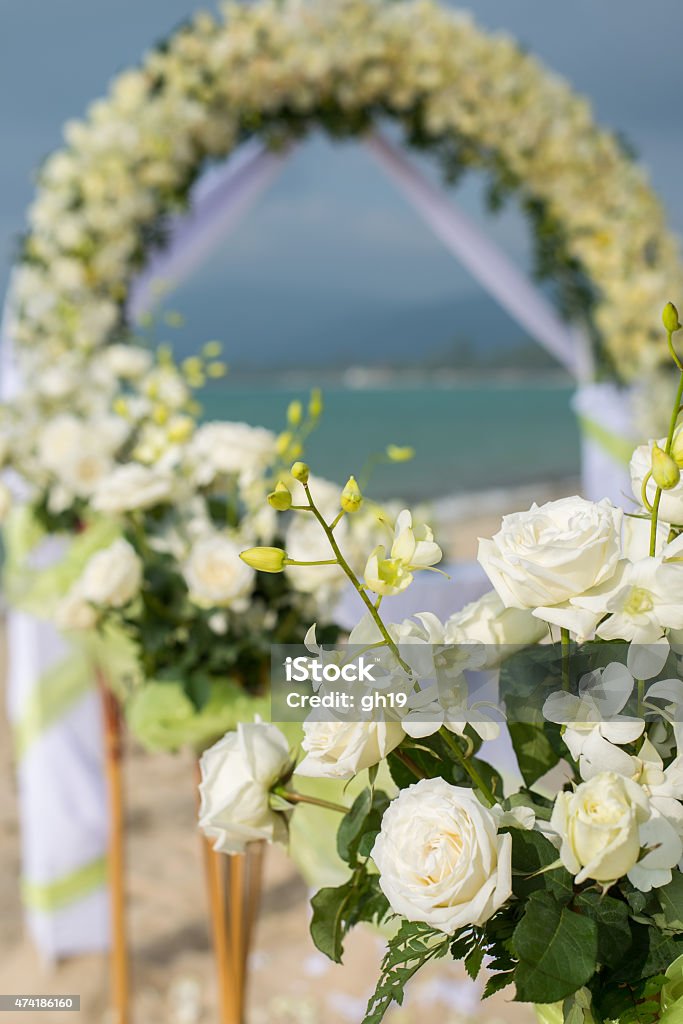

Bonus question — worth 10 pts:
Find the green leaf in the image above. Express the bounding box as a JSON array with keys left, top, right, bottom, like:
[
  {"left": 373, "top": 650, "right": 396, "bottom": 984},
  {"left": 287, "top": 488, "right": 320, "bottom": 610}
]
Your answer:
[
  {"left": 572, "top": 891, "right": 631, "bottom": 969},
  {"left": 640, "top": 929, "right": 683, "bottom": 978},
  {"left": 508, "top": 723, "right": 561, "bottom": 789},
  {"left": 363, "top": 921, "right": 450, "bottom": 1024},
  {"left": 337, "top": 789, "right": 390, "bottom": 868},
  {"left": 655, "top": 872, "right": 683, "bottom": 932},
  {"left": 310, "top": 881, "right": 356, "bottom": 963},
  {"left": 562, "top": 988, "right": 593, "bottom": 1024},
  {"left": 510, "top": 828, "right": 573, "bottom": 901},
  {"left": 512, "top": 891, "right": 598, "bottom": 1004},
  {"left": 310, "top": 871, "right": 389, "bottom": 964},
  {"left": 483, "top": 970, "right": 515, "bottom": 999},
  {"left": 464, "top": 942, "right": 485, "bottom": 981},
  {"left": 595, "top": 975, "right": 665, "bottom": 1024}
]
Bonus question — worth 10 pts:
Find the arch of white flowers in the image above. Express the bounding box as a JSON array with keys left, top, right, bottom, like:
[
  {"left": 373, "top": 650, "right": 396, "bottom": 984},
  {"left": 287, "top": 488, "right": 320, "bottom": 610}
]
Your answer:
[
  {"left": 9, "top": 0, "right": 681, "bottom": 380},
  {"left": 3, "top": 0, "right": 682, "bottom": 961}
]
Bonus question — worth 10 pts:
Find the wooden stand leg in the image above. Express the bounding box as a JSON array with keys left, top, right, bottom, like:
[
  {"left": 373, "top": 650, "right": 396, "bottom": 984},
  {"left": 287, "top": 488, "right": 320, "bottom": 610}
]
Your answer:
[
  {"left": 200, "top": 833, "right": 238, "bottom": 1024},
  {"left": 99, "top": 678, "right": 130, "bottom": 1024},
  {"left": 195, "top": 763, "right": 266, "bottom": 1024}
]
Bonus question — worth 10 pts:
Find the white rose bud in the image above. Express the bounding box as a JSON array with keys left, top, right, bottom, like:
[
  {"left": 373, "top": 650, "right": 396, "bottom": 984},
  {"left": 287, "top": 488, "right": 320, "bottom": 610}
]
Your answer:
[
  {"left": 371, "top": 778, "right": 512, "bottom": 933},
  {"left": 478, "top": 496, "right": 622, "bottom": 610},
  {"left": 79, "top": 539, "right": 142, "bottom": 608},
  {"left": 198, "top": 721, "right": 292, "bottom": 854},
  {"left": 551, "top": 771, "right": 650, "bottom": 885},
  {"left": 295, "top": 718, "right": 405, "bottom": 780}
]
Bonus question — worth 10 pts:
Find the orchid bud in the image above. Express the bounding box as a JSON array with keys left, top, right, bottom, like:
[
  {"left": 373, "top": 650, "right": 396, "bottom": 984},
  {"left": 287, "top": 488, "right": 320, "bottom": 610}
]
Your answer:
[
  {"left": 240, "top": 547, "right": 287, "bottom": 573},
  {"left": 652, "top": 443, "right": 681, "bottom": 490},
  {"left": 341, "top": 475, "right": 363, "bottom": 513},
  {"left": 386, "top": 444, "right": 415, "bottom": 463},
  {"left": 671, "top": 428, "right": 683, "bottom": 469},
  {"left": 663, "top": 302, "right": 681, "bottom": 333},
  {"left": 267, "top": 481, "right": 292, "bottom": 511},
  {"left": 291, "top": 461, "right": 310, "bottom": 484},
  {"left": 287, "top": 400, "right": 303, "bottom": 427}
]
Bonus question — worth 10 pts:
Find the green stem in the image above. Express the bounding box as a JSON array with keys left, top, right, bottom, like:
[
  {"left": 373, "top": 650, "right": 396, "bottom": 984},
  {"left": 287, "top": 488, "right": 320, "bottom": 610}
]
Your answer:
[
  {"left": 285, "top": 557, "right": 338, "bottom": 567},
  {"left": 650, "top": 348, "right": 683, "bottom": 556},
  {"left": 303, "top": 482, "right": 413, "bottom": 676},
  {"left": 273, "top": 787, "right": 347, "bottom": 814},
  {"left": 329, "top": 510, "right": 345, "bottom": 531},
  {"left": 394, "top": 749, "right": 427, "bottom": 780},
  {"left": 439, "top": 728, "right": 496, "bottom": 806},
  {"left": 637, "top": 678, "right": 645, "bottom": 718},
  {"left": 561, "top": 628, "right": 571, "bottom": 692}
]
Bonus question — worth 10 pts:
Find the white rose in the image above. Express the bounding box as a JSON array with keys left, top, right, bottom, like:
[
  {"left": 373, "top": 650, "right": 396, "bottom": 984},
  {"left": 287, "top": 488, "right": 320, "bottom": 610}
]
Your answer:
[
  {"left": 631, "top": 438, "right": 683, "bottom": 526},
  {"left": 183, "top": 534, "right": 254, "bottom": 609},
  {"left": 37, "top": 415, "right": 84, "bottom": 473},
  {"left": 100, "top": 343, "right": 153, "bottom": 379},
  {"left": 93, "top": 463, "right": 173, "bottom": 513},
  {"left": 478, "top": 496, "right": 622, "bottom": 612},
  {"left": 444, "top": 590, "right": 546, "bottom": 666},
  {"left": 371, "top": 778, "right": 512, "bottom": 932},
  {"left": 79, "top": 539, "right": 142, "bottom": 608},
  {"left": 295, "top": 717, "right": 405, "bottom": 780},
  {"left": 60, "top": 448, "right": 115, "bottom": 498},
  {"left": 190, "top": 422, "right": 276, "bottom": 487},
  {"left": 55, "top": 589, "right": 99, "bottom": 631},
  {"left": 551, "top": 771, "right": 650, "bottom": 885},
  {"left": 198, "top": 720, "right": 292, "bottom": 854}
]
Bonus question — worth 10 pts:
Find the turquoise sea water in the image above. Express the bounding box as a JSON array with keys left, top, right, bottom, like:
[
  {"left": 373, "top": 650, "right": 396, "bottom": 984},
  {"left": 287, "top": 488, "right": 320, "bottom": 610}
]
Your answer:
[{"left": 201, "top": 379, "right": 580, "bottom": 501}]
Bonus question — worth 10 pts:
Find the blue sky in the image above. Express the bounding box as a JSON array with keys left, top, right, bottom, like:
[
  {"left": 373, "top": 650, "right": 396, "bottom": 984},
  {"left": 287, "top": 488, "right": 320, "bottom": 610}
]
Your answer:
[{"left": 1, "top": 0, "right": 681, "bottom": 369}]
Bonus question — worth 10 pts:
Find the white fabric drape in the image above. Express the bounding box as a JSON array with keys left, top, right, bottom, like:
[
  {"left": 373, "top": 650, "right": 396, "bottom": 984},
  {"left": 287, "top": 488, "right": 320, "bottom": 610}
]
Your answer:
[{"left": 1, "top": 291, "right": 109, "bottom": 962}]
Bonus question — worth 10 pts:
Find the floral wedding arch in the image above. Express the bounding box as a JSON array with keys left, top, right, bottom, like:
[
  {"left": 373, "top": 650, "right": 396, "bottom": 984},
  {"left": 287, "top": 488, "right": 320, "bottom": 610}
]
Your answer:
[
  {"left": 9, "top": 0, "right": 682, "bottom": 389},
  {"left": 3, "top": 0, "right": 683, "bottom": 964}
]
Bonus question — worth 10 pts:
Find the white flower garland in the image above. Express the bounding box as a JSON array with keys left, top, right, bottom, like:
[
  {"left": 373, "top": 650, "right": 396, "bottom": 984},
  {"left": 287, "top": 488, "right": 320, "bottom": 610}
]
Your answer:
[{"left": 8, "top": 0, "right": 682, "bottom": 394}]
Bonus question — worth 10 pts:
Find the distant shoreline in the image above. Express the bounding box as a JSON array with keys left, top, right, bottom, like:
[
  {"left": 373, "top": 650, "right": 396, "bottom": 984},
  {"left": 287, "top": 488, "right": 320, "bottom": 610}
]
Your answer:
[{"left": 215, "top": 367, "right": 574, "bottom": 390}]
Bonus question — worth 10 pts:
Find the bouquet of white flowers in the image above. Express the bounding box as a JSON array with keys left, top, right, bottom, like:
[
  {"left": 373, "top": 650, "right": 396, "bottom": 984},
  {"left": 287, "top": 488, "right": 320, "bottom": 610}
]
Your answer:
[{"left": 198, "top": 303, "right": 683, "bottom": 1024}]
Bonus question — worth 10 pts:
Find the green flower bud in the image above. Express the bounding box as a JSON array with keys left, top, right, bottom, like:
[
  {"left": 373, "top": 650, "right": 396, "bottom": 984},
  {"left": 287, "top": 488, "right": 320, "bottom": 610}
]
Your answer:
[
  {"left": 267, "top": 481, "right": 292, "bottom": 511},
  {"left": 671, "top": 428, "right": 683, "bottom": 469},
  {"left": 386, "top": 444, "right": 415, "bottom": 463},
  {"left": 240, "top": 547, "right": 287, "bottom": 573},
  {"left": 291, "top": 461, "right": 310, "bottom": 484},
  {"left": 309, "top": 388, "right": 323, "bottom": 420},
  {"left": 652, "top": 443, "right": 681, "bottom": 490},
  {"left": 287, "top": 400, "right": 303, "bottom": 427},
  {"left": 663, "top": 302, "right": 681, "bottom": 333},
  {"left": 340, "top": 475, "right": 363, "bottom": 513}
]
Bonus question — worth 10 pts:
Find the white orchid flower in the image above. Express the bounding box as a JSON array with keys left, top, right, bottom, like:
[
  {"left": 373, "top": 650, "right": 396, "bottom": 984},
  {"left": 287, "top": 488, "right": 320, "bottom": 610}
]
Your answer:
[
  {"left": 364, "top": 509, "right": 442, "bottom": 597},
  {"left": 571, "top": 542, "right": 683, "bottom": 644},
  {"left": 543, "top": 662, "right": 644, "bottom": 761}
]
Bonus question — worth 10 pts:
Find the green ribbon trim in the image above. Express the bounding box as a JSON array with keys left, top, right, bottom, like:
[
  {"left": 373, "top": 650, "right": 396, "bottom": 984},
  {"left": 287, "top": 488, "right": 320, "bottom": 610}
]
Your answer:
[
  {"left": 21, "top": 856, "right": 107, "bottom": 912},
  {"left": 577, "top": 415, "right": 635, "bottom": 466},
  {"left": 13, "top": 654, "right": 95, "bottom": 760}
]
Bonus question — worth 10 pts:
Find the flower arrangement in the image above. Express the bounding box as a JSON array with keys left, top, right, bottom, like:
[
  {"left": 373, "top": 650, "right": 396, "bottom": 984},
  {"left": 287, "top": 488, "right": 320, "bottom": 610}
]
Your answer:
[
  {"left": 198, "top": 304, "right": 683, "bottom": 1023},
  {"left": 42, "top": 365, "right": 394, "bottom": 752},
  {"left": 4, "top": 0, "right": 681, "bottom": 436}
]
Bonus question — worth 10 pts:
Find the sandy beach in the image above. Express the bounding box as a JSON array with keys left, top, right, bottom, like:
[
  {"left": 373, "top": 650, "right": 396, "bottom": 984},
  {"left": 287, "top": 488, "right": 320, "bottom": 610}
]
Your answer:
[{"left": 0, "top": 489, "right": 571, "bottom": 1024}]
